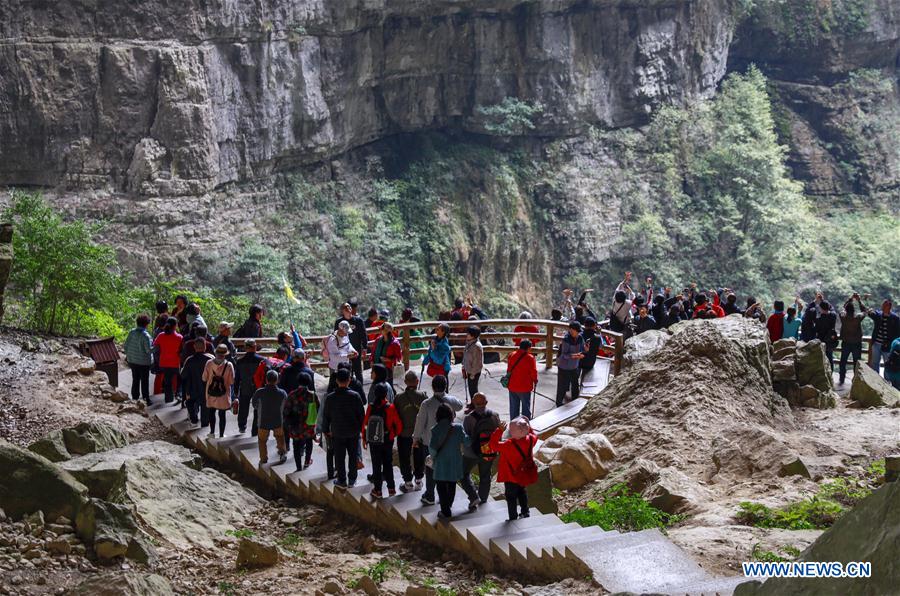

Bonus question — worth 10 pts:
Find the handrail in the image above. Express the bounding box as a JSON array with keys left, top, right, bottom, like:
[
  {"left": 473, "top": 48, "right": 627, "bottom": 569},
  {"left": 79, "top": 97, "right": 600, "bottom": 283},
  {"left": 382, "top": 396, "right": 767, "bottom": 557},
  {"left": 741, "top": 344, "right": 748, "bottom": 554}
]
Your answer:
[{"left": 230, "top": 318, "right": 624, "bottom": 375}]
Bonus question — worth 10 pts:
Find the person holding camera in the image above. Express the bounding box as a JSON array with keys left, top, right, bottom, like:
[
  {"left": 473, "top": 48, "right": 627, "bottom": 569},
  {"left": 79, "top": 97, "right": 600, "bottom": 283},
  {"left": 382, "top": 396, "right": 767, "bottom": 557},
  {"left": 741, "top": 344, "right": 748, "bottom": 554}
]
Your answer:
[{"left": 838, "top": 293, "right": 867, "bottom": 385}]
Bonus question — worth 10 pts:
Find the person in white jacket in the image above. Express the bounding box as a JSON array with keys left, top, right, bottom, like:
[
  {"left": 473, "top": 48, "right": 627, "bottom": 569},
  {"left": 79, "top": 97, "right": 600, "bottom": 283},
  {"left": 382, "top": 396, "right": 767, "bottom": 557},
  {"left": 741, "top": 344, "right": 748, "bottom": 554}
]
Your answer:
[
  {"left": 323, "top": 320, "right": 358, "bottom": 391},
  {"left": 412, "top": 374, "right": 463, "bottom": 506}
]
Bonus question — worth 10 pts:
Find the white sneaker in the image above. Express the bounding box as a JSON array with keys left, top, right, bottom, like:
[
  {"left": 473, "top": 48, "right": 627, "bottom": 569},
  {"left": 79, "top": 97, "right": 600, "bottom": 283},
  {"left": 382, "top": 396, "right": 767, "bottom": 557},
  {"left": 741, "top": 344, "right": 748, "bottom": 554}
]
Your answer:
[
  {"left": 208, "top": 431, "right": 215, "bottom": 437},
  {"left": 414, "top": 479, "right": 423, "bottom": 490}
]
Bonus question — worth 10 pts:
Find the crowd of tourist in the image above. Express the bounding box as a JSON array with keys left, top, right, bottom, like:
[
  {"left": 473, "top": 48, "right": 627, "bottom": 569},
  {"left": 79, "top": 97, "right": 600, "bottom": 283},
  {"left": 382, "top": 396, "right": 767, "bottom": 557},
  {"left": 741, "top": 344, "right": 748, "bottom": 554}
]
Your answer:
[{"left": 120, "top": 276, "right": 900, "bottom": 519}]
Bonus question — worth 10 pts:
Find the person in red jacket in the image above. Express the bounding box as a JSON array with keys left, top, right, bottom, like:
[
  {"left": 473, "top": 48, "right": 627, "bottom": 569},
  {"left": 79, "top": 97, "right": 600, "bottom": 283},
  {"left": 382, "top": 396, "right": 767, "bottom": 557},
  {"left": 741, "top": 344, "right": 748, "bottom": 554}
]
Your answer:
[
  {"left": 693, "top": 293, "right": 725, "bottom": 318},
  {"left": 766, "top": 300, "right": 785, "bottom": 343},
  {"left": 371, "top": 322, "right": 402, "bottom": 386},
  {"left": 489, "top": 417, "right": 538, "bottom": 521},
  {"left": 506, "top": 339, "right": 538, "bottom": 420},
  {"left": 253, "top": 346, "right": 290, "bottom": 389},
  {"left": 152, "top": 317, "right": 183, "bottom": 404},
  {"left": 513, "top": 311, "right": 540, "bottom": 347},
  {"left": 362, "top": 384, "right": 403, "bottom": 499}
]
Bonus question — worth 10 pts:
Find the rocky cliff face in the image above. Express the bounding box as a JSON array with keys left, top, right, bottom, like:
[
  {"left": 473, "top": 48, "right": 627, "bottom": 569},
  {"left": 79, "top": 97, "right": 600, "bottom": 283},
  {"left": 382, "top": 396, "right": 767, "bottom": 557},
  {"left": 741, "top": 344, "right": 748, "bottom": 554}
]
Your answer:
[{"left": 0, "top": 0, "right": 737, "bottom": 195}]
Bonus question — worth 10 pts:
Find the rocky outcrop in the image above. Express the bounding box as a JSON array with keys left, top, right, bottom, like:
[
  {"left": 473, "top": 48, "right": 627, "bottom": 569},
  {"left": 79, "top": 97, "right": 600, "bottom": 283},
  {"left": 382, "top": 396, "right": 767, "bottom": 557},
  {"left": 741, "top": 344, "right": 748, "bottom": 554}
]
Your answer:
[
  {"left": 0, "top": 0, "right": 737, "bottom": 195},
  {"left": 544, "top": 433, "right": 617, "bottom": 490},
  {"left": 67, "top": 573, "right": 175, "bottom": 596},
  {"left": 74, "top": 498, "right": 155, "bottom": 563},
  {"left": 735, "top": 480, "right": 900, "bottom": 596},
  {"left": 849, "top": 362, "right": 900, "bottom": 407},
  {"left": 60, "top": 441, "right": 202, "bottom": 498},
  {"left": 0, "top": 439, "right": 89, "bottom": 522},
  {"left": 107, "top": 457, "right": 265, "bottom": 549},
  {"left": 29, "top": 422, "right": 130, "bottom": 462},
  {"left": 622, "top": 330, "right": 671, "bottom": 369},
  {"left": 770, "top": 339, "right": 836, "bottom": 409}
]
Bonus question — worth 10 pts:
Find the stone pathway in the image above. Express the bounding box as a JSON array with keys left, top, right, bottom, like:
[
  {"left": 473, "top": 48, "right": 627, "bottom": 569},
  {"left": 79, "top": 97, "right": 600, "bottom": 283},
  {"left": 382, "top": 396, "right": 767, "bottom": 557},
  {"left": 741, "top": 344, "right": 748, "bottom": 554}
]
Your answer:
[{"left": 116, "top": 362, "right": 750, "bottom": 594}]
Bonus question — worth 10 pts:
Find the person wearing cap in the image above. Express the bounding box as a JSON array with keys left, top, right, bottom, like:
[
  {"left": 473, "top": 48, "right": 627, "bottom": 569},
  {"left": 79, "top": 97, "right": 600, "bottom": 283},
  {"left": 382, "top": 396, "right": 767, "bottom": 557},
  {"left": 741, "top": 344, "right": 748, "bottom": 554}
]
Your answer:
[
  {"left": 507, "top": 339, "right": 538, "bottom": 419},
  {"left": 460, "top": 392, "right": 500, "bottom": 510},
  {"left": 325, "top": 320, "right": 359, "bottom": 391},
  {"left": 333, "top": 303, "right": 367, "bottom": 384},
  {"left": 490, "top": 416, "right": 538, "bottom": 521},
  {"left": 202, "top": 343, "right": 236, "bottom": 438},
  {"left": 579, "top": 317, "right": 606, "bottom": 390},
  {"left": 556, "top": 321, "right": 585, "bottom": 406},
  {"left": 252, "top": 370, "right": 288, "bottom": 464},
  {"left": 283, "top": 372, "right": 318, "bottom": 470},
  {"left": 153, "top": 317, "right": 183, "bottom": 404},
  {"left": 461, "top": 326, "right": 484, "bottom": 399},
  {"left": 235, "top": 339, "right": 265, "bottom": 435},
  {"left": 213, "top": 321, "right": 237, "bottom": 361},
  {"left": 182, "top": 337, "right": 214, "bottom": 426},
  {"left": 394, "top": 370, "right": 427, "bottom": 492}
]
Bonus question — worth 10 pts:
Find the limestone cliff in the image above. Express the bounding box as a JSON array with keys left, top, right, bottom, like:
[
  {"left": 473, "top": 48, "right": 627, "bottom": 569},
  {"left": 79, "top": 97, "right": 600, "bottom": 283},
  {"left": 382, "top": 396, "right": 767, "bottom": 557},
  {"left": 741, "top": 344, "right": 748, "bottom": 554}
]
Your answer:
[{"left": 0, "top": 0, "right": 736, "bottom": 195}]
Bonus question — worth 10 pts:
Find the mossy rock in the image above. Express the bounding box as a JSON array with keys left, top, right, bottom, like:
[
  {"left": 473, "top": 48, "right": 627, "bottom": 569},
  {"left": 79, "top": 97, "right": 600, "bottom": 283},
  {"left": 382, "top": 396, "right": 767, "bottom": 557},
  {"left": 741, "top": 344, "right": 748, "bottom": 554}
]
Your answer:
[
  {"left": 0, "top": 439, "right": 89, "bottom": 521},
  {"left": 28, "top": 429, "right": 71, "bottom": 462},
  {"left": 62, "top": 422, "right": 128, "bottom": 456}
]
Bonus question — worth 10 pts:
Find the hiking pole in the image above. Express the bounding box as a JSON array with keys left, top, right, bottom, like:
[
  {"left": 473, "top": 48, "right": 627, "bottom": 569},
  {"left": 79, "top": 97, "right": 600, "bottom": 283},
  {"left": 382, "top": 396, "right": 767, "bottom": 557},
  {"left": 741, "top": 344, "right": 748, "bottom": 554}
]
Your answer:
[
  {"left": 417, "top": 360, "right": 425, "bottom": 390},
  {"left": 531, "top": 383, "right": 536, "bottom": 420}
]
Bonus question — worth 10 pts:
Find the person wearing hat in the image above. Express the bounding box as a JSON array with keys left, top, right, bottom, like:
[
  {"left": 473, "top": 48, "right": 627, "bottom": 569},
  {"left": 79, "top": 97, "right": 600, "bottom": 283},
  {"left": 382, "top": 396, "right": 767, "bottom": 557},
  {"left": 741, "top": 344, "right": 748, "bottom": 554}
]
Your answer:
[
  {"left": 490, "top": 416, "right": 538, "bottom": 521},
  {"left": 460, "top": 392, "right": 500, "bottom": 510},
  {"left": 202, "top": 343, "right": 236, "bottom": 438},
  {"left": 333, "top": 303, "right": 367, "bottom": 384},
  {"left": 252, "top": 369, "right": 288, "bottom": 464},
  {"left": 325, "top": 320, "right": 359, "bottom": 391},
  {"left": 213, "top": 321, "right": 237, "bottom": 361},
  {"left": 506, "top": 339, "right": 538, "bottom": 419},
  {"left": 556, "top": 320, "right": 585, "bottom": 407},
  {"left": 235, "top": 339, "right": 265, "bottom": 435}
]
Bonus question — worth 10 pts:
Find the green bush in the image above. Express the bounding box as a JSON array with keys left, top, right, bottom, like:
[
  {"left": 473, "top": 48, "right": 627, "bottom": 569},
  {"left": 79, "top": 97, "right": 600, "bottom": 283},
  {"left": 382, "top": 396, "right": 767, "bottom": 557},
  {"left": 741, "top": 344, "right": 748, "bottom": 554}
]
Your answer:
[
  {"left": 3, "top": 191, "right": 128, "bottom": 336},
  {"left": 561, "top": 483, "right": 683, "bottom": 532},
  {"left": 736, "top": 498, "right": 844, "bottom": 530},
  {"left": 751, "top": 543, "right": 801, "bottom": 562},
  {"left": 476, "top": 97, "right": 544, "bottom": 136}
]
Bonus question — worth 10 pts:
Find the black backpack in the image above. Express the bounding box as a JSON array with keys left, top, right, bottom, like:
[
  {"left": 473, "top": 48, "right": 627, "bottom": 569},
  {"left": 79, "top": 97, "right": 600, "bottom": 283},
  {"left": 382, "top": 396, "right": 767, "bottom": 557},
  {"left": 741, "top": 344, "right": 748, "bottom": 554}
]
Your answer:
[
  {"left": 207, "top": 363, "right": 228, "bottom": 397},
  {"left": 365, "top": 407, "right": 386, "bottom": 446},
  {"left": 471, "top": 411, "right": 499, "bottom": 462}
]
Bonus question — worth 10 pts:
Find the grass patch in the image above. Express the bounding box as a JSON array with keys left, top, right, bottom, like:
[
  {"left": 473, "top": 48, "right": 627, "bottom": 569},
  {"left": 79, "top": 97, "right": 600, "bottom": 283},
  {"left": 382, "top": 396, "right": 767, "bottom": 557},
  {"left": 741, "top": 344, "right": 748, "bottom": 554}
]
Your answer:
[
  {"left": 349, "top": 557, "right": 409, "bottom": 587},
  {"left": 225, "top": 528, "right": 255, "bottom": 539},
  {"left": 560, "top": 483, "right": 684, "bottom": 532},
  {"left": 737, "top": 459, "right": 884, "bottom": 529},
  {"left": 277, "top": 532, "right": 304, "bottom": 556},
  {"left": 474, "top": 579, "right": 499, "bottom": 596},
  {"left": 423, "top": 578, "right": 459, "bottom": 596},
  {"left": 217, "top": 581, "right": 237, "bottom": 596},
  {"left": 751, "top": 543, "right": 802, "bottom": 563}
]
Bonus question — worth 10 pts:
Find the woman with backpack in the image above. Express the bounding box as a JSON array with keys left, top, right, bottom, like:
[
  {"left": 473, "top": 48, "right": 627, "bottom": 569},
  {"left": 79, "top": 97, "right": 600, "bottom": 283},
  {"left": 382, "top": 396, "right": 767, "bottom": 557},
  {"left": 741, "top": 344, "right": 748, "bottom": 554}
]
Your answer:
[
  {"left": 428, "top": 403, "right": 470, "bottom": 519},
  {"left": 202, "top": 344, "right": 236, "bottom": 438},
  {"left": 363, "top": 383, "right": 403, "bottom": 499},
  {"left": 283, "top": 372, "right": 319, "bottom": 471},
  {"left": 423, "top": 323, "right": 452, "bottom": 378},
  {"left": 490, "top": 416, "right": 538, "bottom": 521}
]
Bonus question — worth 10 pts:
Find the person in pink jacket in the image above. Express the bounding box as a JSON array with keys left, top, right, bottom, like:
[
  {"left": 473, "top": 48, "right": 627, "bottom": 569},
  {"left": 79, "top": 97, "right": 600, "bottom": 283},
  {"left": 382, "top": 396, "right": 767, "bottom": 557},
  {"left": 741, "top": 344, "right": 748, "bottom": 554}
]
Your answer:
[
  {"left": 202, "top": 344, "right": 235, "bottom": 438},
  {"left": 489, "top": 417, "right": 538, "bottom": 521}
]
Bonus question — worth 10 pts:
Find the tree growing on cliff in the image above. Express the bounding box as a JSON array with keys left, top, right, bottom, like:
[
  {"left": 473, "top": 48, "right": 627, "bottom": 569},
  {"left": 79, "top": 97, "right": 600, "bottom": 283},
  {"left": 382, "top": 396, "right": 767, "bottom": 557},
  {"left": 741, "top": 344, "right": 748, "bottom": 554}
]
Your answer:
[{"left": 4, "top": 191, "right": 126, "bottom": 335}]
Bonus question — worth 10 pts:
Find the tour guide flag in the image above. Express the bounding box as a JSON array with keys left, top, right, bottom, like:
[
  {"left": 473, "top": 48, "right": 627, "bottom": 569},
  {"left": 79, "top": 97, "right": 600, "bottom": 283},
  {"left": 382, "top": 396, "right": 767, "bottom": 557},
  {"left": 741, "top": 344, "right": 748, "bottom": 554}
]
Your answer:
[{"left": 283, "top": 275, "right": 301, "bottom": 305}]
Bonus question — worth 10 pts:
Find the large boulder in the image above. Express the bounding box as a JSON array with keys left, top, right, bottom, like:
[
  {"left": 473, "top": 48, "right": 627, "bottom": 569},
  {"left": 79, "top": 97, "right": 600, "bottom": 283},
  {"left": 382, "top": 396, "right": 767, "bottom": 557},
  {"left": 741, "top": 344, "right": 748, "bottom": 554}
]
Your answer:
[
  {"left": 107, "top": 457, "right": 265, "bottom": 549},
  {"left": 669, "top": 315, "right": 771, "bottom": 382},
  {"left": 62, "top": 422, "right": 129, "bottom": 456},
  {"left": 622, "top": 330, "right": 671, "bottom": 368},
  {"left": 548, "top": 433, "right": 616, "bottom": 490},
  {"left": 66, "top": 573, "right": 175, "bottom": 596},
  {"left": 735, "top": 481, "right": 900, "bottom": 596},
  {"left": 849, "top": 362, "right": 900, "bottom": 408},
  {"left": 75, "top": 498, "right": 142, "bottom": 561},
  {"left": 644, "top": 466, "right": 711, "bottom": 514},
  {"left": 0, "top": 439, "right": 89, "bottom": 521},
  {"left": 60, "top": 441, "right": 202, "bottom": 498},
  {"left": 795, "top": 340, "right": 833, "bottom": 393},
  {"left": 28, "top": 429, "right": 72, "bottom": 462}
]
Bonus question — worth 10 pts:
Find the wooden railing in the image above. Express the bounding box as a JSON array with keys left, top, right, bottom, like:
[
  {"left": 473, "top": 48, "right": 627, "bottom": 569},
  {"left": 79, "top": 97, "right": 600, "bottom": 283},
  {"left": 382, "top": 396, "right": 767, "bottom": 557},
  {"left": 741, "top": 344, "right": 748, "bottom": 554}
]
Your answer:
[{"left": 231, "top": 318, "right": 624, "bottom": 376}]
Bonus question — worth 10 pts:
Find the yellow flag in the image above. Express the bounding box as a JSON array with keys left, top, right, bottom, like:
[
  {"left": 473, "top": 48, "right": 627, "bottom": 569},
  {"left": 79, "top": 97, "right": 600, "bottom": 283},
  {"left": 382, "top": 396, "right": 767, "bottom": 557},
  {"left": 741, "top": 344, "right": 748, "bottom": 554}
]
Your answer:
[{"left": 282, "top": 275, "right": 301, "bottom": 305}]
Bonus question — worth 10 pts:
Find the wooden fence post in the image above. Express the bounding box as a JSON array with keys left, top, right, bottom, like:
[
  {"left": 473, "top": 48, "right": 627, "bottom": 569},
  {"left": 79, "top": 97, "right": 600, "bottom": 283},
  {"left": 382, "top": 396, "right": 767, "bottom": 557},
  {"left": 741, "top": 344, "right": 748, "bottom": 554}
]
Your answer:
[
  {"left": 402, "top": 329, "right": 410, "bottom": 370},
  {"left": 544, "top": 324, "right": 554, "bottom": 370}
]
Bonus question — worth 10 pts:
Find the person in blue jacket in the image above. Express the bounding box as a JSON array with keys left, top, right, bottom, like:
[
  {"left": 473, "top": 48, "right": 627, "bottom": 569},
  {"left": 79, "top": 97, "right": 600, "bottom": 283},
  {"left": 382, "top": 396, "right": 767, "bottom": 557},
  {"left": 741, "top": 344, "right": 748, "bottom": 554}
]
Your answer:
[
  {"left": 423, "top": 323, "right": 452, "bottom": 378},
  {"left": 429, "top": 403, "right": 470, "bottom": 519}
]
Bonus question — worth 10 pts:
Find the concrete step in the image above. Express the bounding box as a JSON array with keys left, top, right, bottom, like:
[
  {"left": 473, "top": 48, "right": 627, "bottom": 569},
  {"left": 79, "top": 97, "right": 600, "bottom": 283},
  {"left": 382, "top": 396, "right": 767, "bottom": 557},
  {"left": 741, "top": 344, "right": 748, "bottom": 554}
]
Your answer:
[
  {"left": 511, "top": 526, "right": 608, "bottom": 573},
  {"left": 488, "top": 515, "right": 567, "bottom": 561},
  {"left": 565, "top": 529, "right": 710, "bottom": 594},
  {"left": 665, "top": 575, "right": 754, "bottom": 596},
  {"left": 464, "top": 515, "right": 564, "bottom": 566}
]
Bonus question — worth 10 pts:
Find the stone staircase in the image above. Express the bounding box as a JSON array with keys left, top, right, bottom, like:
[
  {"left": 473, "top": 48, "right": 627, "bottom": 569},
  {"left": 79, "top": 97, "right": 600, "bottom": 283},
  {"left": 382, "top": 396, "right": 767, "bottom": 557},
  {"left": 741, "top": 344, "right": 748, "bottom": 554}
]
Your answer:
[{"left": 145, "top": 394, "right": 750, "bottom": 595}]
